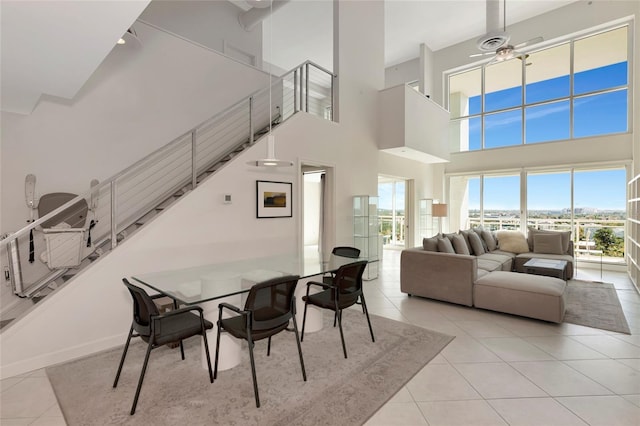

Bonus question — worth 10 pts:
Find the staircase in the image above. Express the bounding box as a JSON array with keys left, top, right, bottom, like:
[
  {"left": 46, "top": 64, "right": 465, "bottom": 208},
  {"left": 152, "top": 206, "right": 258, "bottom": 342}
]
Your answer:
[{"left": 0, "top": 60, "right": 335, "bottom": 330}]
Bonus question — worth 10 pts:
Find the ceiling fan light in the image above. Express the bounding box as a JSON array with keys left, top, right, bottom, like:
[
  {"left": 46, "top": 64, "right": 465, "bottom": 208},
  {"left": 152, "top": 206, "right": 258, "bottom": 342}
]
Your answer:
[{"left": 246, "top": 0, "right": 271, "bottom": 8}]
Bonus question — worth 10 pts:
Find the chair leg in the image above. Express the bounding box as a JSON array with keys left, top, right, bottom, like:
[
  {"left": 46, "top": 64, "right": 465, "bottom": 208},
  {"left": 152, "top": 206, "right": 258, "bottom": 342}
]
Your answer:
[
  {"left": 200, "top": 318, "right": 214, "bottom": 383},
  {"left": 179, "top": 340, "right": 185, "bottom": 360},
  {"left": 213, "top": 310, "right": 223, "bottom": 380},
  {"left": 291, "top": 314, "right": 307, "bottom": 381},
  {"left": 130, "top": 341, "right": 153, "bottom": 415},
  {"left": 267, "top": 336, "right": 272, "bottom": 356},
  {"left": 113, "top": 325, "right": 134, "bottom": 388},
  {"left": 336, "top": 308, "right": 348, "bottom": 359},
  {"left": 360, "top": 294, "right": 375, "bottom": 342},
  {"left": 247, "top": 332, "right": 260, "bottom": 408},
  {"left": 301, "top": 300, "right": 309, "bottom": 342}
]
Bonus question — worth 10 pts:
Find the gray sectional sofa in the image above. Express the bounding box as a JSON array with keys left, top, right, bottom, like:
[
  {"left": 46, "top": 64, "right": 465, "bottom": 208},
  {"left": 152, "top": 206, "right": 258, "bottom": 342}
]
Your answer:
[{"left": 400, "top": 227, "right": 574, "bottom": 323}]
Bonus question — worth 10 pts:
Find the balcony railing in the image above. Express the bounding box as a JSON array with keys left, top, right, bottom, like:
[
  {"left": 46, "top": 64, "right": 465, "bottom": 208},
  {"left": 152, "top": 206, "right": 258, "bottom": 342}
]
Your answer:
[{"left": 468, "top": 217, "right": 625, "bottom": 264}]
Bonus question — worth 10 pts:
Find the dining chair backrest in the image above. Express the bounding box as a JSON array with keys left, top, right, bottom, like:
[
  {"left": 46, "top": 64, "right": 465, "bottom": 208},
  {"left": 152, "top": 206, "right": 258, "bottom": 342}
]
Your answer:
[
  {"left": 332, "top": 246, "right": 361, "bottom": 258},
  {"left": 123, "top": 279, "right": 160, "bottom": 337},
  {"left": 244, "top": 275, "right": 300, "bottom": 331},
  {"left": 333, "top": 260, "right": 368, "bottom": 305}
]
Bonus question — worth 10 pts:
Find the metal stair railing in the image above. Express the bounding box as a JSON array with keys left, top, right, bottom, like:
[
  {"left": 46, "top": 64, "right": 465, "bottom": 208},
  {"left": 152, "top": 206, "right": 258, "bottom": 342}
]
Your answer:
[{"left": 0, "top": 60, "right": 335, "bottom": 301}]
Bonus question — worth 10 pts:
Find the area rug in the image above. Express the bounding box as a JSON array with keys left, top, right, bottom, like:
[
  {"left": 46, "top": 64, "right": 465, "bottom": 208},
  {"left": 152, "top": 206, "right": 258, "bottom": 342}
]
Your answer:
[
  {"left": 46, "top": 310, "right": 454, "bottom": 425},
  {"left": 564, "top": 280, "right": 631, "bottom": 334}
]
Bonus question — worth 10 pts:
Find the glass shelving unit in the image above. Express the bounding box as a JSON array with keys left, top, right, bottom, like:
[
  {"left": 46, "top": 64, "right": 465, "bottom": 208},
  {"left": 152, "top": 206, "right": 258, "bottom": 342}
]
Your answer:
[{"left": 353, "top": 195, "right": 379, "bottom": 280}]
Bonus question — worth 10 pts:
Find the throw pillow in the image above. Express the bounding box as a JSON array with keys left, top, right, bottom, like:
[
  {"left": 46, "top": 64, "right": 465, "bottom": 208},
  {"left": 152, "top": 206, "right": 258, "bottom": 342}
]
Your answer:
[
  {"left": 437, "top": 237, "right": 455, "bottom": 254},
  {"left": 467, "top": 231, "right": 486, "bottom": 255},
  {"left": 450, "top": 234, "right": 470, "bottom": 255},
  {"left": 459, "top": 229, "right": 474, "bottom": 253},
  {"left": 423, "top": 236, "right": 439, "bottom": 252},
  {"left": 481, "top": 229, "right": 498, "bottom": 251},
  {"left": 527, "top": 227, "right": 571, "bottom": 253},
  {"left": 496, "top": 230, "right": 529, "bottom": 254},
  {"left": 473, "top": 227, "right": 489, "bottom": 251},
  {"left": 533, "top": 233, "right": 564, "bottom": 255}
]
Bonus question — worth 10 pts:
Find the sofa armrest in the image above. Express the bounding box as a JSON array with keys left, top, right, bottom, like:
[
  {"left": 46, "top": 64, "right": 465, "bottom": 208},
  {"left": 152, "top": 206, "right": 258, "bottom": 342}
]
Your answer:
[
  {"left": 567, "top": 240, "right": 574, "bottom": 257},
  {"left": 400, "top": 248, "right": 476, "bottom": 306}
]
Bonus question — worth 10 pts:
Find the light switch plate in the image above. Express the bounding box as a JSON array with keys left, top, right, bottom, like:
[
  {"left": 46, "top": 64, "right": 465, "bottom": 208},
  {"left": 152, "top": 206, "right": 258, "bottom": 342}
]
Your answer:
[{"left": 223, "top": 194, "right": 232, "bottom": 204}]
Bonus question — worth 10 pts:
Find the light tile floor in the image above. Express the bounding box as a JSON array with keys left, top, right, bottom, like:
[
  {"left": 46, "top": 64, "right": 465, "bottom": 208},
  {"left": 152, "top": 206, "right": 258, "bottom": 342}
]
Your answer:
[{"left": 1, "top": 249, "right": 639, "bottom": 425}]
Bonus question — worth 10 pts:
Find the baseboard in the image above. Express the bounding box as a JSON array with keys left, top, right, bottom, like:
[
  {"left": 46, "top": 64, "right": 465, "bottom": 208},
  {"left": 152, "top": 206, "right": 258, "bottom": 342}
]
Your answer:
[{"left": 0, "top": 333, "right": 125, "bottom": 379}]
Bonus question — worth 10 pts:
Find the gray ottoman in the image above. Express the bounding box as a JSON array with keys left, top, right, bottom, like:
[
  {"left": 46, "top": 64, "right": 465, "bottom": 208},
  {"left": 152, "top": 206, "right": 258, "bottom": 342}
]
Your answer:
[{"left": 474, "top": 271, "right": 567, "bottom": 323}]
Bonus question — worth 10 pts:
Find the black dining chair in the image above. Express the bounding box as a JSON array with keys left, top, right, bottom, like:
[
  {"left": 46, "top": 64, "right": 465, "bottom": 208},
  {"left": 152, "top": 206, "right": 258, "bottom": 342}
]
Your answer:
[
  {"left": 323, "top": 246, "right": 361, "bottom": 285},
  {"left": 113, "top": 279, "right": 214, "bottom": 415},
  {"left": 301, "top": 260, "right": 374, "bottom": 358},
  {"left": 323, "top": 246, "right": 364, "bottom": 316},
  {"left": 214, "top": 275, "right": 306, "bottom": 408}
]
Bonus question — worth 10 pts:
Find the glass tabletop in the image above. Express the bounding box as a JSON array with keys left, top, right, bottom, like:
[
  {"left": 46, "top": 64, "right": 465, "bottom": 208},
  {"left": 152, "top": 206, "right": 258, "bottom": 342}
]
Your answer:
[{"left": 131, "top": 252, "right": 366, "bottom": 305}]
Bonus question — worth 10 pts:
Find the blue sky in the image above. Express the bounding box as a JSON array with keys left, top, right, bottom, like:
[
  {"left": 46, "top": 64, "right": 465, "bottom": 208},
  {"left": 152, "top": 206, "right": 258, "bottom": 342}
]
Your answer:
[
  {"left": 468, "top": 168, "right": 626, "bottom": 211},
  {"left": 378, "top": 181, "right": 405, "bottom": 211}
]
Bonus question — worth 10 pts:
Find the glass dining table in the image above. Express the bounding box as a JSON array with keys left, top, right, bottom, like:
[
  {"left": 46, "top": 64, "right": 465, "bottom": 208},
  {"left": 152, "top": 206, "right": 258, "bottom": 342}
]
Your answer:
[{"left": 131, "top": 251, "right": 367, "bottom": 370}]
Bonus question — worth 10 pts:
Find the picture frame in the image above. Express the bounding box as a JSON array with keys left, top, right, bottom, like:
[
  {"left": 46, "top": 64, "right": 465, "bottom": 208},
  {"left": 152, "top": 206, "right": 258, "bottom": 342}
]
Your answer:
[{"left": 256, "top": 180, "right": 292, "bottom": 218}]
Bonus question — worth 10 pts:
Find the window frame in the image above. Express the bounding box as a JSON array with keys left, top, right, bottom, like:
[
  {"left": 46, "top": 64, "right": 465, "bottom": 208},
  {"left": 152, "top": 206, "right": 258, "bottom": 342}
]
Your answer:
[{"left": 445, "top": 22, "right": 632, "bottom": 151}]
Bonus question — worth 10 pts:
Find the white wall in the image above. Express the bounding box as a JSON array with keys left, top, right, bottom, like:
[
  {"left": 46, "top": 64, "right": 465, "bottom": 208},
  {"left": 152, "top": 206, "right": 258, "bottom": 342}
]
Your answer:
[
  {"left": 385, "top": 58, "right": 419, "bottom": 89},
  {"left": 0, "top": 21, "right": 269, "bottom": 236},
  {"left": 303, "top": 174, "right": 321, "bottom": 246},
  {"left": 139, "top": 0, "right": 262, "bottom": 69}
]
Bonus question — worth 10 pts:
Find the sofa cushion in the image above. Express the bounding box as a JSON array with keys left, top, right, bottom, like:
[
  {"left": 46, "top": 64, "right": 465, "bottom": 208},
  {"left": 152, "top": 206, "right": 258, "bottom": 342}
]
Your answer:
[
  {"left": 534, "top": 233, "right": 564, "bottom": 255},
  {"left": 437, "top": 237, "right": 455, "bottom": 253},
  {"left": 474, "top": 271, "right": 566, "bottom": 323},
  {"left": 497, "top": 231, "right": 529, "bottom": 254},
  {"left": 527, "top": 227, "right": 571, "bottom": 254},
  {"left": 477, "top": 258, "right": 502, "bottom": 272},
  {"left": 449, "top": 234, "right": 471, "bottom": 255},
  {"left": 468, "top": 231, "right": 486, "bottom": 255},
  {"left": 423, "top": 236, "right": 439, "bottom": 252},
  {"left": 478, "top": 253, "right": 513, "bottom": 271},
  {"left": 481, "top": 230, "right": 498, "bottom": 251}
]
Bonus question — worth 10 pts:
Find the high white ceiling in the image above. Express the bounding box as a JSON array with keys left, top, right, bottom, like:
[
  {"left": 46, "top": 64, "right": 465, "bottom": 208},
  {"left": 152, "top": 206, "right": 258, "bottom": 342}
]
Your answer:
[
  {"left": 266, "top": 0, "right": 579, "bottom": 71},
  {"left": 0, "top": 0, "right": 150, "bottom": 114},
  {"left": 1, "top": 0, "right": 581, "bottom": 115}
]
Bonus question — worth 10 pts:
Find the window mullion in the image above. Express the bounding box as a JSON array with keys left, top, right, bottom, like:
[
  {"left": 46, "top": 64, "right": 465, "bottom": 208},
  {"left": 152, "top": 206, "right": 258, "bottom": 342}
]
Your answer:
[
  {"left": 570, "top": 39, "right": 575, "bottom": 140},
  {"left": 481, "top": 66, "right": 486, "bottom": 150},
  {"left": 522, "top": 54, "right": 526, "bottom": 146}
]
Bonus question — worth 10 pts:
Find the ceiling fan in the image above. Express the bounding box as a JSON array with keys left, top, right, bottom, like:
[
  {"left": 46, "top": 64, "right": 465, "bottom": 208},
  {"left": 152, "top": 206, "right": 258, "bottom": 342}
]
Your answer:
[{"left": 470, "top": 0, "right": 543, "bottom": 65}]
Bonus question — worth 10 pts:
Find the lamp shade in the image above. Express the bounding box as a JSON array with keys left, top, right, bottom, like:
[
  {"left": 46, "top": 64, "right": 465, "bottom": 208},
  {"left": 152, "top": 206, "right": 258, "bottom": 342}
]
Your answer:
[{"left": 432, "top": 203, "right": 448, "bottom": 218}]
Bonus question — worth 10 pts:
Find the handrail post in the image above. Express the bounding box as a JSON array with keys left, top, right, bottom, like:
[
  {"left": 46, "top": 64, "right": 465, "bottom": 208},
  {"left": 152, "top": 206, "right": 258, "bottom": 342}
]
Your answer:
[
  {"left": 110, "top": 181, "right": 117, "bottom": 250},
  {"left": 299, "top": 65, "right": 304, "bottom": 112},
  {"left": 305, "top": 63, "right": 309, "bottom": 113},
  {"left": 330, "top": 74, "right": 335, "bottom": 121},
  {"left": 249, "top": 96, "right": 254, "bottom": 144},
  {"left": 293, "top": 69, "right": 298, "bottom": 113},
  {"left": 191, "top": 130, "right": 197, "bottom": 189}
]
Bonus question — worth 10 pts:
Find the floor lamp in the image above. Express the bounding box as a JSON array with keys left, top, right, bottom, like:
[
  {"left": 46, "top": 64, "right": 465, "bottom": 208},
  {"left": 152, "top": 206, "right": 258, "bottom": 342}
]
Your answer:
[{"left": 432, "top": 203, "right": 448, "bottom": 234}]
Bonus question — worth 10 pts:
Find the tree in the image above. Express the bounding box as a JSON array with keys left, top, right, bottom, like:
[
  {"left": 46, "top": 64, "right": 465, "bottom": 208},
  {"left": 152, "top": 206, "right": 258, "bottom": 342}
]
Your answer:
[{"left": 593, "top": 228, "right": 616, "bottom": 254}]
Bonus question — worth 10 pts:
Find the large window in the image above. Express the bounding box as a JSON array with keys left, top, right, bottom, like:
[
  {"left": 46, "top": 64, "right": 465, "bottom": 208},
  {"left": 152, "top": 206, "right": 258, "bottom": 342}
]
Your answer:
[
  {"left": 451, "top": 166, "right": 627, "bottom": 263},
  {"left": 448, "top": 25, "right": 629, "bottom": 151}
]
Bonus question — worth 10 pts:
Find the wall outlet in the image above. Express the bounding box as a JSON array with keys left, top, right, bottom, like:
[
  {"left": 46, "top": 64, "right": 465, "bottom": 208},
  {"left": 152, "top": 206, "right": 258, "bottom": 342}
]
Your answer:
[{"left": 223, "top": 194, "right": 232, "bottom": 204}]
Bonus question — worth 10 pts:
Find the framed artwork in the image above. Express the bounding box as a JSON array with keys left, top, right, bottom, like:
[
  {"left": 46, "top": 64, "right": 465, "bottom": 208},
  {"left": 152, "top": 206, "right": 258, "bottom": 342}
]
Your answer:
[{"left": 256, "top": 180, "right": 292, "bottom": 218}]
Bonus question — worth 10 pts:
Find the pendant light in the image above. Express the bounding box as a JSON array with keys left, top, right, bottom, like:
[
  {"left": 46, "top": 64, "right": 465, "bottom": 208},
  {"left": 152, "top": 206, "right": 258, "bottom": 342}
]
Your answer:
[{"left": 247, "top": 0, "right": 293, "bottom": 168}]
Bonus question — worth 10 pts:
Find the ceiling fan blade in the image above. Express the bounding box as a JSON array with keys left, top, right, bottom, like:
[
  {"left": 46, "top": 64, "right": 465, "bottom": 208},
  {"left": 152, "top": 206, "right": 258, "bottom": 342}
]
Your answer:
[
  {"left": 470, "top": 51, "right": 494, "bottom": 58},
  {"left": 514, "top": 36, "right": 543, "bottom": 49}
]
